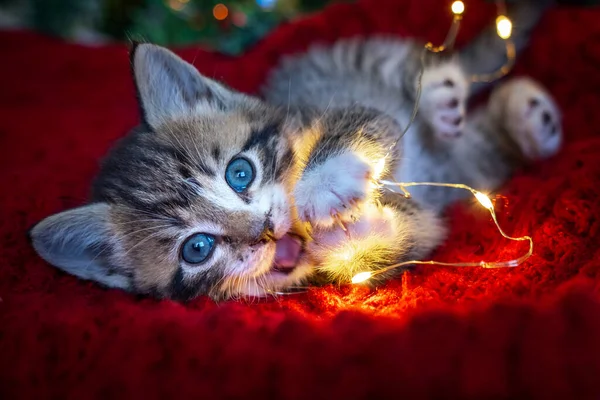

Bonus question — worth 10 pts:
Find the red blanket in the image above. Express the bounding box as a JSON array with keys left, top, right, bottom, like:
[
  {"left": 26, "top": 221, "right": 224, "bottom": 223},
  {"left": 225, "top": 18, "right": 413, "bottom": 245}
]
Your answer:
[{"left": 1, "top": 0, "right": 600, "bottom": 398}]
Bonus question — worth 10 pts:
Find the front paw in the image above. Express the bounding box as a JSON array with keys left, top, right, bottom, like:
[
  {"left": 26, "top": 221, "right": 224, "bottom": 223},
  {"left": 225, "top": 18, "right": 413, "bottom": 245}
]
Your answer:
[
  {"left": 309, "top": 202, "right": 395, "bottom": 249},
  {"left": 294, "top": 152, "right": 373, "bottom": 227},
  {"left": 420, "top": 63, "right": 469, "bottom": 139}
]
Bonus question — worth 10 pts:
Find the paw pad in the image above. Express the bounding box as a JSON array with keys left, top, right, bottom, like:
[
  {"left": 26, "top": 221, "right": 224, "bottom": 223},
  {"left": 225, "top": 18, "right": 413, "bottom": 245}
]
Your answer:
[{"left": 420, "top": 64, "right": 469, "bottom": 140}]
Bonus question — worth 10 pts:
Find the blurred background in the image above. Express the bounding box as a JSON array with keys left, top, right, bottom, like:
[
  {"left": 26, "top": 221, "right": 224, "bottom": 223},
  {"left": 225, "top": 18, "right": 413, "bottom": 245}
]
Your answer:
[
  {"left": 0, "top": 0, "right": 596, "bottom": 55},
  {"left": 0, "top": 0, "right": 349, "bottom": 55}
]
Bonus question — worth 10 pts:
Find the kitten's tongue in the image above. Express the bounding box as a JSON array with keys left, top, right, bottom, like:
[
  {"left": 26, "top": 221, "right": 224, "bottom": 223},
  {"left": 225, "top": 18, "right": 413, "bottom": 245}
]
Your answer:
[{"left": 274, "top": 234, "right": 301, "bottom": 269}]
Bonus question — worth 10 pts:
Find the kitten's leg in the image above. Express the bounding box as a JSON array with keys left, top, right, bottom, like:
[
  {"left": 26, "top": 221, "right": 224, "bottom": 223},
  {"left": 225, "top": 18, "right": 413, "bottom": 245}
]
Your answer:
[
  {"left": 293, "top": 109, "right": 398, "bottom": 228},
  {"left": 308, "top": 196, "right": 446, "bottom": 284},
  {"left": 418, "top": 60, "right": 470, "bottom": 139},
  {"left": 487, "top": 77, "right": 562, "bottom": 160}
]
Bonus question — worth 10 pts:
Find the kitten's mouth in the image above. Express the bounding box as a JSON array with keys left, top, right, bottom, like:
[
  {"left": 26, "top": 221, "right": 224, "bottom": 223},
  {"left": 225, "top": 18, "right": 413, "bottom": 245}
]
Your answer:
[{"left": 272, "top": 233, "right": 304, "bottom": 275}]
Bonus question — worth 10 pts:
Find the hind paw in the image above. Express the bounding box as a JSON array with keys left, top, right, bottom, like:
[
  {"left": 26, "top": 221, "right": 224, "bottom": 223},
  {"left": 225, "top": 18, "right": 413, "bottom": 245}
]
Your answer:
[
  {"left": 492, "top": 77, "right": 562, "bottom": 159},
  {"left": 420, "top": 63, "right": 469, "bottom": 139},
  {"left": 294, "top": 152, "right": 373, "bottom": 228}
]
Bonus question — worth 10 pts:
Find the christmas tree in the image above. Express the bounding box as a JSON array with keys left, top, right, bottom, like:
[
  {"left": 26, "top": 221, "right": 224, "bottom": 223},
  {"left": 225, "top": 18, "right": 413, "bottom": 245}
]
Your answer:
[
  {"left": 3, "top": 0, "right": 598, "bottom": 54},
  {"left": 0, "top": 0, "right": 345, "bottom": 54}
]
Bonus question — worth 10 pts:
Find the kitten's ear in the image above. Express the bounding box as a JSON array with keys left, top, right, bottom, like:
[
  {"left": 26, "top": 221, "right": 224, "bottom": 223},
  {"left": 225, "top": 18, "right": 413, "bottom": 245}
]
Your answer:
[
  {"left": 131, "top": 43, "right": 242, "bottom": 129},
  {"left": 29, "top": 203, "right": 131, "bottom": 290}
]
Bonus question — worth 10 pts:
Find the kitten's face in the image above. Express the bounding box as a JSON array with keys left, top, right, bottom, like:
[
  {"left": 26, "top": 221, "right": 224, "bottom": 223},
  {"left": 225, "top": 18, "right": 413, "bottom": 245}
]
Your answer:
[
  {"left": 98, "top": 114, "right": 312, "bottom": 300},
  {"left": 30, "top": 44, "right": 312, "bottom": 300}
]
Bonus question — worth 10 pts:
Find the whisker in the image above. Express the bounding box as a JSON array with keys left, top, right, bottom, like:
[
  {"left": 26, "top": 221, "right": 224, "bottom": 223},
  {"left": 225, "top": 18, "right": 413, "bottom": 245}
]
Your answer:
[
  {"left": 123, "top": 229, "right": 171, "bottom": 258},
  {"left": 109, "top": 219, "right": 177, "bottom": 228},
  {"left": 84, "top": 224, "right": 172, "bottom": 273},
  {"left": 119, "top": 224, "right": 174, "bottom": 241},
  {"left": 283, "top": 77, "right": 292, "bottom": 127},
  {"left": 116, "top": 208, "right": 180, "bottom": 224}
]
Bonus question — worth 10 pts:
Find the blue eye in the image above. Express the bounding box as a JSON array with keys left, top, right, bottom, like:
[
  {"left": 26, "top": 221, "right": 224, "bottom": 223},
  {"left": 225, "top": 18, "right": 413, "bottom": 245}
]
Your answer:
[
  {"left": 181, "top": 233, "right": 215, "bottom": 264},
  {"left": 225, "top": 157, "right": 255, "bottom": 193}
]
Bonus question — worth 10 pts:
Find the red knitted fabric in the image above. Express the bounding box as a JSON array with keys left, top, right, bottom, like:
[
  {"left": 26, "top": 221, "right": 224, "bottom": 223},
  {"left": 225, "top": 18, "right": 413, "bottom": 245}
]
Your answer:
[{"left": 1, "top": 1, "right": 600, "bottom": 398}]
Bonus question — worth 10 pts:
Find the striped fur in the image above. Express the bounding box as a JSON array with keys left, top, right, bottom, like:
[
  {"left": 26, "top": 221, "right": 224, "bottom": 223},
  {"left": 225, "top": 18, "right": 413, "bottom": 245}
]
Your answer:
[
  {"left": 30, "top": 1, "right": 561, "bottom": 300},
  {"left": 263, "top": 0, "right": 560, "bottom": 211},
  {"left": 29, "top": 43, "right": 443, "bottom": 300}
]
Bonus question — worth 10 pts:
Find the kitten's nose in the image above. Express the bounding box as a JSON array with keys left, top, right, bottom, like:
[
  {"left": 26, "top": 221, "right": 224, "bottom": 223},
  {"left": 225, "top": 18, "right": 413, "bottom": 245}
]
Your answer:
[{"left": 250, "top": 219, "right": 275, "bottom": 246}]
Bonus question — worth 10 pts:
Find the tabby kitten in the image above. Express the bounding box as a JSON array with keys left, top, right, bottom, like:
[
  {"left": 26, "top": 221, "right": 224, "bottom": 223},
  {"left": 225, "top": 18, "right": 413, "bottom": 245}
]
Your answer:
[
  {"left": 264, "top": 0, "right": 561, "bottom": 210},
  {"left": 30, "top": 0, "right": 561, "bottom": 301}
]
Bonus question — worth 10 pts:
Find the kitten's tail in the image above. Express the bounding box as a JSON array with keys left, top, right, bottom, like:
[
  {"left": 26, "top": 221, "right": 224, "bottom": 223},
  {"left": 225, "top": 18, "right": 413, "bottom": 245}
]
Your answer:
[{"left": 459, "top": 0, "right": 555, "bottom": 95}]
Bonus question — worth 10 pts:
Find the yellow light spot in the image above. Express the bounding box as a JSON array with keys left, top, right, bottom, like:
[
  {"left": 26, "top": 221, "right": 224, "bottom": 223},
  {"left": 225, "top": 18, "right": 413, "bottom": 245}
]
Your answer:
[
  {"left": 213, "top": 4, "right": 229, "bottom": 21},
  {"left": 496, "top": 15, "right": 512, "bottom": 39},
  {"left": 167, "top": 0, "right": 184, "bottom": 11},
  {"left": 451, "top": 1, "right": 465, "bottom": 15},
  {"left": 352, "top": 271, "right": 373, "bottom": 284},
  {"left": 344, "top": 250, "right": 357, "bottom": 261},
  {"left": 474, "top": 191, "right": 494, "bottom": 210},
  {"left": 373, "top": 157, "right": 387, "bottom": 180}
]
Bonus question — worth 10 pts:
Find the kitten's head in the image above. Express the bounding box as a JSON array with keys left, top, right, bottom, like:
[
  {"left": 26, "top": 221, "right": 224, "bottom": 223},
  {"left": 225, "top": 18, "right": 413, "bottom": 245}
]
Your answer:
[{"left": 30, "top": 44, "right": 312, "bottom": 301}]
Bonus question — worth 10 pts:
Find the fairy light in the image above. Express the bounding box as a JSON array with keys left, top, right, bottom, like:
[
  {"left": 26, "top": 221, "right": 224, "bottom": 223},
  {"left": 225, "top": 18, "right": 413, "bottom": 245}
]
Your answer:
[
  {"left": 351, "top": 181, "right": 534, "bottom": 284},
  {"left": 390, "top": 0, "right": 514, "bottom": 153},
  {"left": 426, "top": 0, "right": 463, "bottom": 53},
  {"left": 471, "top": 2, "right": 515, "bottom": 83},
  {"left": 167, "top": 0, "right": 186, "bottom": 11},
  {"left": 451, "top": 1, "right": 465, "bottom": 15},
  {"left": 351, "top": 271, "right": 374, "bottom": 284},
  {"left": 496, "top": 15, "right": 512, "bottom": 39},
  {"left": 474, "top": 191, "right": 494, "bottom": 210},
  {"left": 372, "top": 155, "right": 387, "bottom": 180},
  {"left": 275, "top": 0, "right": 529, "bottom": 295},
  {"left": 347, "top": 2, "right": 529, "bottom": 286}
]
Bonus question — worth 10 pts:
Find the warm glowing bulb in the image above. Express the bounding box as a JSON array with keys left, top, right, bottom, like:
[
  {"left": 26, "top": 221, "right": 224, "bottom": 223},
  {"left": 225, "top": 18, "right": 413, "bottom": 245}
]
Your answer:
[
  {"left": 167, "top": 0, "right": 185, "bottom": 11},
  {"left": 474, "top": 192, "right": 494, "bottom": 210},
  {"left": 213, "top": 4, "right": 229, "bottom": 21},
  {"left": 451, "top": 1, "right": 465, "bottom": 15},
  {"left": 373, "top": 156, "right": 387, "bottom": 179},
  {"left": 496, "top": 15, "right": 512, "bottom": 39},
  {"left": 351, "top": 271, "right": 373, "bottom": 284}
]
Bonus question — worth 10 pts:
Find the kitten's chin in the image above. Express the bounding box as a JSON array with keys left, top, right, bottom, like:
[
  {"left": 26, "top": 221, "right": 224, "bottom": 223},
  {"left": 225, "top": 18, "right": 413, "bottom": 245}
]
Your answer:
[
  {"left": 241, "top": 262, "right": 313, "bottom": 298},
  {"left": 216, "top": 233, "right": 310, "bottom": 299}
]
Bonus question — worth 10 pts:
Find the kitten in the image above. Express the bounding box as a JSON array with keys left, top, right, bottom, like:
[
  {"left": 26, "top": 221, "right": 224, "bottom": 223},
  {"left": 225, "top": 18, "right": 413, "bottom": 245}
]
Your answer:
[
  {"left": 264, "top": 0, "right": 561, "bottom": 210},
  {"left": 29, "top": 0, "right": 561, "bottom": 301}
]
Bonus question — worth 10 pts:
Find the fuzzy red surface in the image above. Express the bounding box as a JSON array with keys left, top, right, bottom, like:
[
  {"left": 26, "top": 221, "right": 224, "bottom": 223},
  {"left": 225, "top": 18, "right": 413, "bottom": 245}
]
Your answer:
[{"left": 1, "top": 1, "right": 600, "bottom": 398}]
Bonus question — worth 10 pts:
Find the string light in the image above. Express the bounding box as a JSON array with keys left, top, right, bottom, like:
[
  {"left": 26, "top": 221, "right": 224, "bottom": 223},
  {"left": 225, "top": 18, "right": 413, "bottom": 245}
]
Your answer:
[
  {"left": 273, "top": 0, "right": 528, "bottom": 295},
  {"left": 167, "top": 0, "right": 186, "bottom": 11},
  {"left": 390, "top": 0, "right": 514, "bottom": 153},
  {"left": 471, "top": 1, "right": 515, "bottom": 83},
  {"left": 496, "top": 15, "right": 512, "bottom": 39},
  {"left": 347, "top": 2, "right": 529, "bottom": 286},
  {"left": 427, "top": 0, "right": 463, "bottom": 53},
  {"left": 350, "top": 181, "right": 534, "bottom": 284},
  {"left": 351, "top": 271, "right": 374, "bottom": 284},
  {"left": 451, "top": 1, "right": 465, "bottom": 15}
]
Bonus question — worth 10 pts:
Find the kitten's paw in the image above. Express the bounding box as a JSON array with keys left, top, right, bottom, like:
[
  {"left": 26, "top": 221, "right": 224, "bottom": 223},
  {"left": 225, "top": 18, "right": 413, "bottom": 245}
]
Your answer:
[
  {"left": 309, "top": 202, "right": 395, "bottom": 251},
  {"left": 490, "top": 77, "right": 562, "bottom": 159},
  {"left": 420, "top": 62, "right": 469, "bottom": 139},
  {"left": 294, "top": 152, "right": 372, "bottom": 227},
  {"left": 307, "top": 202, "right": 400, "bottom": 283}
]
